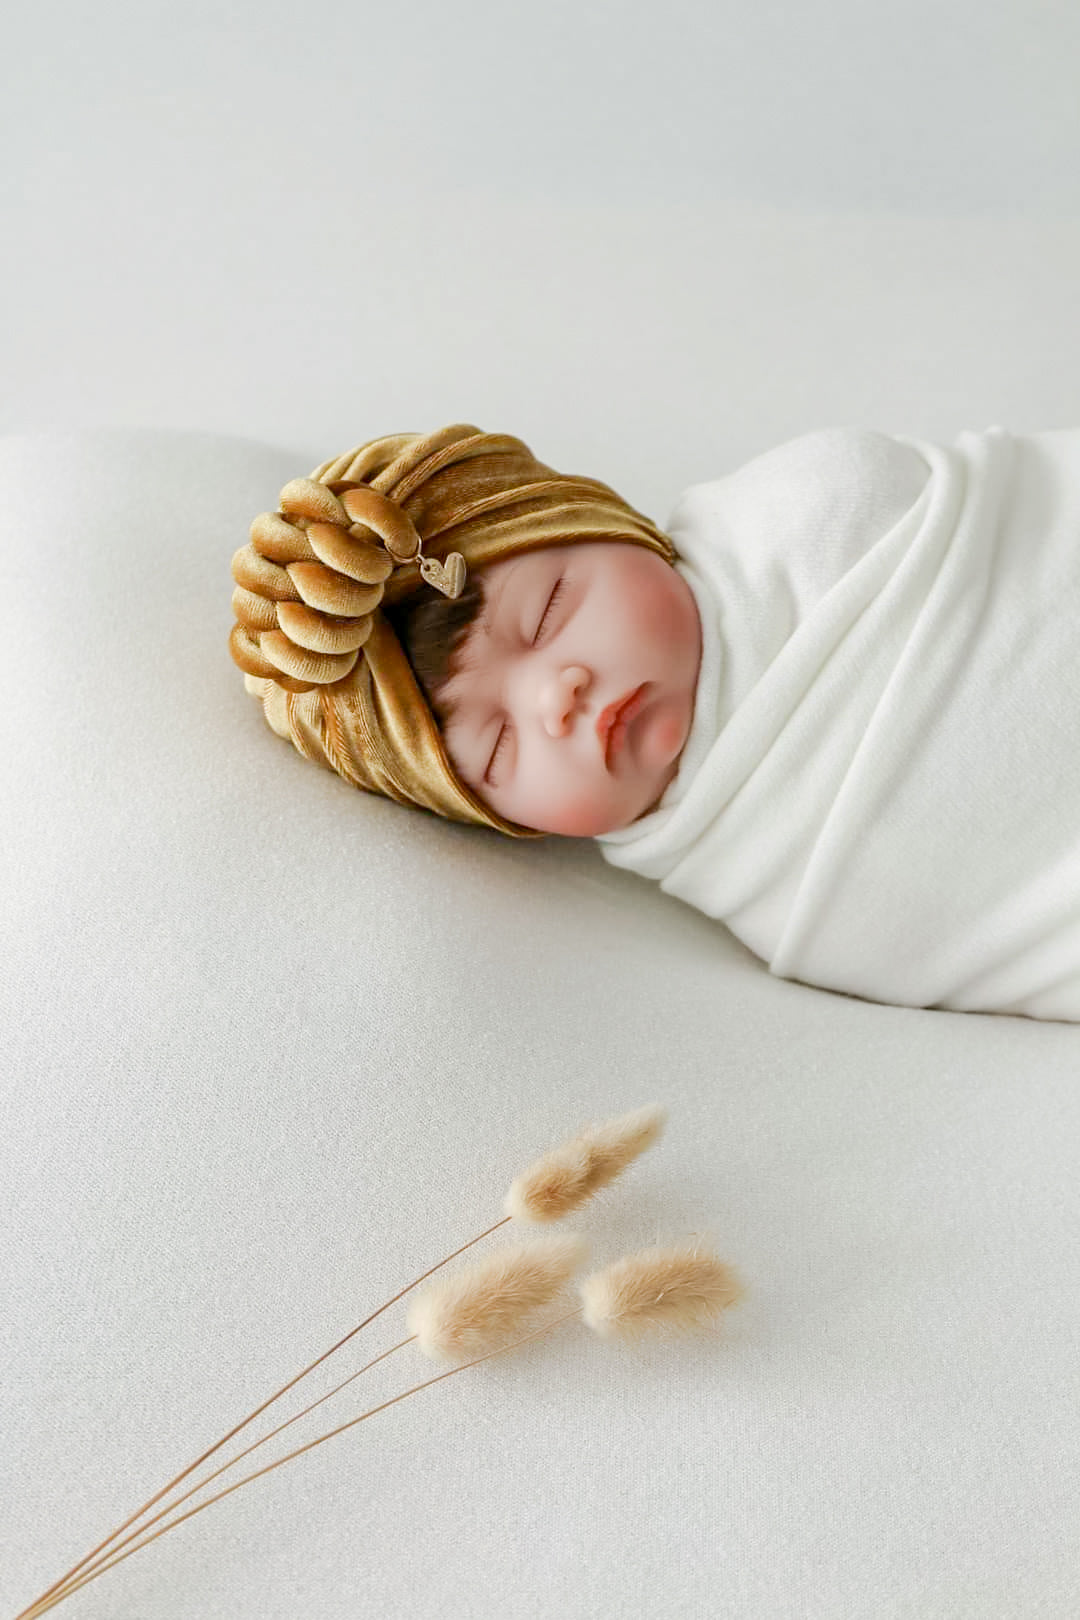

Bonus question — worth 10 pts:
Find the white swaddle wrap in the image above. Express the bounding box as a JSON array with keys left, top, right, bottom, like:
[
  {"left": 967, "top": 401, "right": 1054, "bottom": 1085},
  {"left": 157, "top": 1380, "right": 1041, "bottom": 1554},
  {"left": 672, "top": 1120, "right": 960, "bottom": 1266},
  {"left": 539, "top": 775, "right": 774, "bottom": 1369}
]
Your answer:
[{"left": 596, "top": 427, "right": 1080, "bottom": 1023}]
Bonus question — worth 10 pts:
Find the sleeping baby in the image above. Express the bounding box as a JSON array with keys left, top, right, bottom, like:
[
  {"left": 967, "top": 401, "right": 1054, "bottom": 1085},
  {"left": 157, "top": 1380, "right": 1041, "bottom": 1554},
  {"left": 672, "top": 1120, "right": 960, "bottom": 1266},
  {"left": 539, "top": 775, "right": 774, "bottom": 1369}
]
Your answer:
[{"left": 230, "top": 422, "right": 1080, "bottom": 1025}]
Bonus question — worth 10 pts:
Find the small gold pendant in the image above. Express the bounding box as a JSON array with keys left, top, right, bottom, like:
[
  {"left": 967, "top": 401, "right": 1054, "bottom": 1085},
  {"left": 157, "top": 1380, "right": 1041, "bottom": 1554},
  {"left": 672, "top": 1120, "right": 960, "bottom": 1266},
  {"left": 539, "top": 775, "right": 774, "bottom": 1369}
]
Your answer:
[{"left": 418, "top": 551, "right": 467, "bottom": 599}]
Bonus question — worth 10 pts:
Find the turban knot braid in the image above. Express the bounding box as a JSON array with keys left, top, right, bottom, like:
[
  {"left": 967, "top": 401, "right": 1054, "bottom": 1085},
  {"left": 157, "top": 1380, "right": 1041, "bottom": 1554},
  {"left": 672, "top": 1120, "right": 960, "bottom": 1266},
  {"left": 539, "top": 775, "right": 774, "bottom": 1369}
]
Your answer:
[
  {"left": 228, "top": 424, "right": 677, "bottom": 837},
  {"left": 230, "top": 480, "right": 435, "bottom": 693}
]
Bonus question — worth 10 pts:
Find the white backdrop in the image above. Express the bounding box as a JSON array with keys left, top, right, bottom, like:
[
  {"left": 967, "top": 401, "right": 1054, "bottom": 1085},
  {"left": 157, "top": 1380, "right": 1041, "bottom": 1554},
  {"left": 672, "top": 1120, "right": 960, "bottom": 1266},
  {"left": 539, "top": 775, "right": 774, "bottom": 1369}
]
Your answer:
[{"left": 3, "top": 0, "right": 1079, "bottom": 512}]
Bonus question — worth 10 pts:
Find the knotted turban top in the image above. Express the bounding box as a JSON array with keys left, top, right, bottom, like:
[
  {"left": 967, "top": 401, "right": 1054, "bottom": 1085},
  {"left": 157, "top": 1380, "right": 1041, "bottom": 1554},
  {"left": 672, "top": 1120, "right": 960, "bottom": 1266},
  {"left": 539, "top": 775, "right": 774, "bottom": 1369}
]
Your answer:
[{"left": 229, "top": 424, "right": 677, "bottom": 837}]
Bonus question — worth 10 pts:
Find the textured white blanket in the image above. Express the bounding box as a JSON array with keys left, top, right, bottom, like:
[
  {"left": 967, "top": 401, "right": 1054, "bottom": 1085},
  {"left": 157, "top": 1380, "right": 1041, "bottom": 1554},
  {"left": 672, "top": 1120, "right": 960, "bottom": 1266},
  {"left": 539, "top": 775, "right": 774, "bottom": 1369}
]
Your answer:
[{"left": 597, "top": 427, "right": 1080, "bottom": 1022}]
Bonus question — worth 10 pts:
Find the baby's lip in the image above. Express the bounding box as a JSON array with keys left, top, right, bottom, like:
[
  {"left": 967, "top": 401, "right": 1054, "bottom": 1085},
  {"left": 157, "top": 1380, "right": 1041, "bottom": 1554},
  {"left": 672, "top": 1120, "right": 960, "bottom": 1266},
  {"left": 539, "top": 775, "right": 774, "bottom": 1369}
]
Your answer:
[{"left": 597, "top": 684, "right": 649, "bottom": 772}]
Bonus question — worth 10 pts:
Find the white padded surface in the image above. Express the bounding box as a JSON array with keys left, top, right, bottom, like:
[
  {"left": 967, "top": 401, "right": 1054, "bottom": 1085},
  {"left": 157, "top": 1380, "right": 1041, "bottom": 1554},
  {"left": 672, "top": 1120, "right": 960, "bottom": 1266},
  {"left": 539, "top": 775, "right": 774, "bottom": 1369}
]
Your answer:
[{"left": 2, "top": 431, "right": 1080, "bottom": 1620}]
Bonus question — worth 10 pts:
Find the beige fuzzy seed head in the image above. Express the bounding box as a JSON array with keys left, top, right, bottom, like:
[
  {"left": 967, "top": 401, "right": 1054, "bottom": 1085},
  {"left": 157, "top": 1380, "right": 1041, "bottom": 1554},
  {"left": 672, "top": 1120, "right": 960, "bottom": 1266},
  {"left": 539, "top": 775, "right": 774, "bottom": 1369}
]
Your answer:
[
  {"left": 503, "top": 1104, "right": 667, "bottom": 1224},
  {"left": 406, "top": 1234, "right": 588, "bottom": 1362},
  {"left": 579, "top": 1241, "right": 744, "bottom": 1342}
]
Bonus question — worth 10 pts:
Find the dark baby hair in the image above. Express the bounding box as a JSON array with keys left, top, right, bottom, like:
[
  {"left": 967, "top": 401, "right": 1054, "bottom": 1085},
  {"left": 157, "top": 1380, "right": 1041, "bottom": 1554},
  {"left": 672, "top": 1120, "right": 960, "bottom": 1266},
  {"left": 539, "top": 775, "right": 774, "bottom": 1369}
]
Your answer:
[{"left": 382, "top": 570, "right": 487, "bottom": 727}]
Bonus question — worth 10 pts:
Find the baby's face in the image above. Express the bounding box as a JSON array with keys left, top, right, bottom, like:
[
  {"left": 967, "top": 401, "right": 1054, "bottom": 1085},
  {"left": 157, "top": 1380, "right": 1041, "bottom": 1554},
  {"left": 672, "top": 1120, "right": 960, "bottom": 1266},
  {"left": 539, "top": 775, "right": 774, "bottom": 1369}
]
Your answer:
[{"left": 439, "top": 541, "right": 702, "bottom": 835}]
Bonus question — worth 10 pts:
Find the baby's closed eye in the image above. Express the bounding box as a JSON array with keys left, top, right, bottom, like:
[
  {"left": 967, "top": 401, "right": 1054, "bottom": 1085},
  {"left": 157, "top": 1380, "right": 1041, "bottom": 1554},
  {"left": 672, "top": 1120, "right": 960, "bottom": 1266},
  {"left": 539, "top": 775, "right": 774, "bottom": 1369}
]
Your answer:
[{"left": 534, "top": 576, "right": 566, "bottom": 642}]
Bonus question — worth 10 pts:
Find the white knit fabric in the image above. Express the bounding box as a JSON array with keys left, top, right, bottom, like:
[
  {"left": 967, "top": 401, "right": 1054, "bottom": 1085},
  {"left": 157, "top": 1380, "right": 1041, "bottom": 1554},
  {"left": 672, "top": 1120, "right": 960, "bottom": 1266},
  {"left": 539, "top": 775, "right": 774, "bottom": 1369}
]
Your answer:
[{"left": 598, "top": 427, "right": 1080, "bottom": 1023}]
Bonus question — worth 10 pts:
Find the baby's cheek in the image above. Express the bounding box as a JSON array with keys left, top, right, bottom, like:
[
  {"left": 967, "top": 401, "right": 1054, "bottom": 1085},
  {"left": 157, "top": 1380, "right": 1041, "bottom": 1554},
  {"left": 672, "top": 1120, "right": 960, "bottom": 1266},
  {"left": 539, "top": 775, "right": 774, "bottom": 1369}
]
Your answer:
[
  {"left": 545, "top": 784, "right": 621, "bottom": 838},
  {"left": 650, "top": 708, "right": 685, "bottom": 759}
]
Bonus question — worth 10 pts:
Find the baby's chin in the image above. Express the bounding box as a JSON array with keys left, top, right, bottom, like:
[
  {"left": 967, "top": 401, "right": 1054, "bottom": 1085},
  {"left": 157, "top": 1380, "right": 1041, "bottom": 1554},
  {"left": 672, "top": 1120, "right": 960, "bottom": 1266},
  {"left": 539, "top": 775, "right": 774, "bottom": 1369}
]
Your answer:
[
  {"left": 512, "top": 728, "right": 688, "bottom": 836},
  {"left": 531, "top": 769, "right": 680, "bottom": 838}
]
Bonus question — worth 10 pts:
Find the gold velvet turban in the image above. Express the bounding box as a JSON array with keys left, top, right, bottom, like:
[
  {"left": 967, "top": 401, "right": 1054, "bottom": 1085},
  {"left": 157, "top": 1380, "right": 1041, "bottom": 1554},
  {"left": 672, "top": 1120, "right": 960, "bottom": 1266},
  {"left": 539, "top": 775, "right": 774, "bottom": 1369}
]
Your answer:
[{"left": 229, "top": 424, "right": 676, "bottom": 837}]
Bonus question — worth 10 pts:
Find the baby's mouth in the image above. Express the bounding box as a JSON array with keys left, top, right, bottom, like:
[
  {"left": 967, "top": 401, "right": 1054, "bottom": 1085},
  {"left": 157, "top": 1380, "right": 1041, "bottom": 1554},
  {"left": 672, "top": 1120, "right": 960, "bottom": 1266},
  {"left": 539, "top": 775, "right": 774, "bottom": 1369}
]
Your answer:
[{"left": 599, "top": 684, "right": 649, "bottom": 771}]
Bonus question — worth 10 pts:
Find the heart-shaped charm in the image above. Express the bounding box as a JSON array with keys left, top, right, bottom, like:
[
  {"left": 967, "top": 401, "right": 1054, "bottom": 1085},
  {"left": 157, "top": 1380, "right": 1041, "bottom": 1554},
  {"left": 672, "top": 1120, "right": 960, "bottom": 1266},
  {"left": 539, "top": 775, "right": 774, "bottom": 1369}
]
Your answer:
[{"left": 418, "top": 550, "right": 467, "bottom": 599}]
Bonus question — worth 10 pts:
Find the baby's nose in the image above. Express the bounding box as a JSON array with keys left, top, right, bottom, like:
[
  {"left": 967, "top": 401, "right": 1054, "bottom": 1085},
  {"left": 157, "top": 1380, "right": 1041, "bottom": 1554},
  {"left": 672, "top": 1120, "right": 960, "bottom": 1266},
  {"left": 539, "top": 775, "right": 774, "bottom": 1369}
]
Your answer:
[{"left": 542, "top": 666, "right": 591, "bottom": 737}]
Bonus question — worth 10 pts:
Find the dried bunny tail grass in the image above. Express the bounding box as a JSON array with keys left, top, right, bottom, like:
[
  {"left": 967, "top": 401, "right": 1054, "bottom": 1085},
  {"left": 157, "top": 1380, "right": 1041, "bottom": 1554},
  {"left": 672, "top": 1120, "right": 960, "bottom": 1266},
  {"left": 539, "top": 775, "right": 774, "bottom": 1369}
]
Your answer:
[
  {"left": 579, "top": 1240, "right": 744, "bottom": 1343},
  {"left": 406, "top": 1234, "right": 588, "bottom": 1362},
  {"left": 504, "top": 1103, "right": 667, "bottom": 1224},
  {"left": 18, "top": 1108, "right": 664, "bottom": 1620}
]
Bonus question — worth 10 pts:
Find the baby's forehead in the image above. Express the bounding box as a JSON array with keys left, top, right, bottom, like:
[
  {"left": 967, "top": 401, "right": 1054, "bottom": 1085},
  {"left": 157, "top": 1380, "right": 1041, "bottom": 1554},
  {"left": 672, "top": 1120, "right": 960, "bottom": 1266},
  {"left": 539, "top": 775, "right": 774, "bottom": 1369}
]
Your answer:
[
  {"left": 477, "top": 538, "right": 624, "bottom": 593},
  {"left": 440, "top": 545, "right": 561, "bottom": 702},
  {"left": 453, "top": 540, "right": 635, "bottom": 667},
  {"left": 468, "top": 542, "right": 562, "bottom": 626}
]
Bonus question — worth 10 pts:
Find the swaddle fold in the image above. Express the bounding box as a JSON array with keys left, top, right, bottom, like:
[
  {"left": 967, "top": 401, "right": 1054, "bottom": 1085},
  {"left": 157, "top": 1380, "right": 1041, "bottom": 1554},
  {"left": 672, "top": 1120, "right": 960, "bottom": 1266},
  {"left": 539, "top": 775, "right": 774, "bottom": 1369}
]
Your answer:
[{"left": 597, "top": 426, "right": 1080, "bottom": 1023}]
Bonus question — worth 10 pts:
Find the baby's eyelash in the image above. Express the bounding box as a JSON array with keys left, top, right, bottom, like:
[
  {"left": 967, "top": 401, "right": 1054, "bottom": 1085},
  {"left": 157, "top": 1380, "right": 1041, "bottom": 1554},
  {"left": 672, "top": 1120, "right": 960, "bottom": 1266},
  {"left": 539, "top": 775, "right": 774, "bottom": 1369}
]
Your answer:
[
  {"left": 486, "top": 726, "right": 510, "bottom": 784},
  {"left": 534, "top": 576, "right": 566, "bottom": 643}
]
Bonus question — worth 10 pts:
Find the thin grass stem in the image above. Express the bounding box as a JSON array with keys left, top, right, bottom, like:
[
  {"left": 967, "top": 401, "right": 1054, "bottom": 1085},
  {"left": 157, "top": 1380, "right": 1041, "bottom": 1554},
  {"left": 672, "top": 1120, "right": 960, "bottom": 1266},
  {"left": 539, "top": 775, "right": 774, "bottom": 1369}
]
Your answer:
[
  {"left": 15, "top": 1215, "right": 512, "bottom": 1620},
  {"left": 29, "top": 1335, "right": 419, "bottom": 1616},
  {"left": 33, "top": 1307, "right": 582, "bottom": 1617}
]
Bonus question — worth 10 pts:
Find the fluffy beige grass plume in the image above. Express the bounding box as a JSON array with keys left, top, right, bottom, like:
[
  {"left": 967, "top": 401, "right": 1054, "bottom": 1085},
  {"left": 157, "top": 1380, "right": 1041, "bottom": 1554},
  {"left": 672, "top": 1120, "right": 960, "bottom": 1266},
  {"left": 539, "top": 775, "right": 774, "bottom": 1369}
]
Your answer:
[
  {"left": 407, "top": 1234, "right": 588, "bottom": 1361},
  {"left": 579, "top": 1241, "right": 744, "bottom": 1341},
  {"left": 504, "top": 1103, "right": 667, "bottom": 1222},
  {"left": 15, "top": 1103, "right": 681, "bottom": 1620}
]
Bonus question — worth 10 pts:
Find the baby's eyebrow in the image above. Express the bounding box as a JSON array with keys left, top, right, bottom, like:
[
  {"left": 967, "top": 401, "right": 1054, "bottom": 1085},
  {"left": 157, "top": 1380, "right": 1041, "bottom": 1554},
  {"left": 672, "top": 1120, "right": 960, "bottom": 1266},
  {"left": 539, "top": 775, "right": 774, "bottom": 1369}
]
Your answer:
[
  {"left": 480, "top": 564, "right": 514, "bottom": 638},
  {"left": 454, "top": 564, "right": 513, "bottom": 674}
]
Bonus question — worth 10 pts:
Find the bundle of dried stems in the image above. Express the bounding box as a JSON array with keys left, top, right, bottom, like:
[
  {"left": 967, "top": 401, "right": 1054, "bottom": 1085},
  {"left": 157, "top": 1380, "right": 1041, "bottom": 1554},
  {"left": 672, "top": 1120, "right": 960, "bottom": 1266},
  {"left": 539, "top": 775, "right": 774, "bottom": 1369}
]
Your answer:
[{"left": 16, "top": 1103, "right": 744, "bottom": 1619}]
